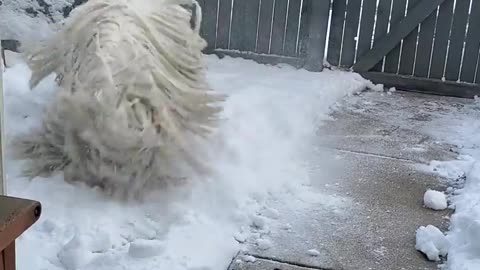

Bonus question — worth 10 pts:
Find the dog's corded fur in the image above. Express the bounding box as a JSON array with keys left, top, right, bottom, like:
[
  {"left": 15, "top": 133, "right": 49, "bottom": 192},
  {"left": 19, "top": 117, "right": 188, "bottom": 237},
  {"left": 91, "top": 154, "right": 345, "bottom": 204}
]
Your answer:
[{"left": 12, "top": 0, "right": 225, "bottom": 199}]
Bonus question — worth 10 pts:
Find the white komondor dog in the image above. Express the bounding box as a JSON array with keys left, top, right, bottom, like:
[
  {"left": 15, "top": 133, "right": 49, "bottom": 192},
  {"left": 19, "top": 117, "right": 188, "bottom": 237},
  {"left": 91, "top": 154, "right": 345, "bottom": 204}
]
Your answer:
[{"left": 13, "top": 0, "right": 225, "bottom": 199}]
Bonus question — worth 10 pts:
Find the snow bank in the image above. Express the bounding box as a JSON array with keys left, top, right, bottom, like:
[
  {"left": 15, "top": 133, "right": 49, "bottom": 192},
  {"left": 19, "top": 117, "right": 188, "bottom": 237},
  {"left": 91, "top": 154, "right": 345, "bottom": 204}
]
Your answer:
[
  {"left": 415, "top": 225, "right": 448, "bottom": 261},
  {"left": 422, "top": 102, "right": 480, "bottom": 269},
  {"left": 4, "top": 55, "right": 370, "bottom": 270},
  {"left": 423, "top": 189, "right": 447, "bottom": 211}
]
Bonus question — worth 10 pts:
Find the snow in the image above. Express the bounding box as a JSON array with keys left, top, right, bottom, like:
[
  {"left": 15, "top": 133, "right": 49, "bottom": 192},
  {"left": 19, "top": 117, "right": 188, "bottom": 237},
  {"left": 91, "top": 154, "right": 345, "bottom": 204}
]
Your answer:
[
  {"left": 307, "top": 249, "right": 321, "bottom": 257},
  {"left": 255, "top": 239, "right": 273, "bottom": 251},
  {"left": 421, "top": 100, "right": 480, "bottom": 269},
  {"left": 3, "top": 53, "right": 371, "bottom": 270},
  {"left": 415, "top": 225, "right": 448, "bottom": 262},
  {"left": 423, "top": 189, "right": 448, "bottom": 211}
]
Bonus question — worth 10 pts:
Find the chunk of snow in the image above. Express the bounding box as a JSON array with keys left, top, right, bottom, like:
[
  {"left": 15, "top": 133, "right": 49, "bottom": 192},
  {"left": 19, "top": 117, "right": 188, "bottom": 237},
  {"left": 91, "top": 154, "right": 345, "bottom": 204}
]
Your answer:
[
  {"left": 251, "top": 215, "right": 267, "bottom": 229},
  {"left": 256, "top": 239, "right": 273, "bottom": 250},
  {"left": 261, "top": 207, "right": 280, "bottom": 219},
  {"left": 128, "top": 239, "right": 164, "bottom": 258},
  {"left": 307, "top": 249, "right": 320, "bottom": 257},
  {"left": 415, "top": 225, "right": 448, "bottom": 261},
  {"left": 233, "top": 232, "right": 247, "bottom": 243},
  {"left": 423, "top": 189, "right": 448, "bottom": 210},
  {"left": 57, "top": 234, "right": 94, "bottom": 270},
  {"left": 241, "top": 255, "right": 256, "bottom": 263}
]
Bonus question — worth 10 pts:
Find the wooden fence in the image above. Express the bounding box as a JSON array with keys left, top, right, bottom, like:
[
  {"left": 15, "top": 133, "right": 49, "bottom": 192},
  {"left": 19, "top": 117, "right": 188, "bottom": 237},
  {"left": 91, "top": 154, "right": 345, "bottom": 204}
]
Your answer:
[{"left": 198, "top": 0, "right": 480, "bottom": 98}]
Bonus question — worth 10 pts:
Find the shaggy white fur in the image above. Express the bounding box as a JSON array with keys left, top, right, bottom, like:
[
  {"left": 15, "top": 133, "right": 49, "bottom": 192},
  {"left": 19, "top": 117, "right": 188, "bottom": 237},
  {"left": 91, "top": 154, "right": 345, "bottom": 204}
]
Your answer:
[{"left": 13, "top": 0, "right": 225, "bottom": 199}]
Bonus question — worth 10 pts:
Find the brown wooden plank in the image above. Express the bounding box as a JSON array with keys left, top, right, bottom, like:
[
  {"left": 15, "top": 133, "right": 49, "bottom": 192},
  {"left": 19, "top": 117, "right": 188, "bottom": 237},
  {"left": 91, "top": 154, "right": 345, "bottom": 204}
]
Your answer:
[
  {"left": 340, "top": 0, "right": 362, "bottom": 67},
  {"left": 398, "top": 0, "right": 421, "bottom": 75},
  {"left": 429, "top": 0, "right": 455, "bottom": 79},
  {"left": 445, "top": 0, "right": 470, "bottom": 81},
  {"left": 3, "top": 243, "right": 14, "bottom": 270},
  {"left": 283, "top": 0, "right": 302, "bottom": 56},
  {"left": 0, "top": 196, "right": 41, "bottom": 252},
  {"left": 354, "top": 0, "right": 447, "bottom": 72},
  {"left": 461, "top": 0, "right": 480, "bottom": 82},
  {"left": 327, "top": 0, "right": 347, "bottom": 66},
  {"left": 270, "top": 0, "right": 289, "bottom": 55},
  {"left": 216, "top": 0, "right": 233, "bottom": 49},
  {"left": 384, "top": 0, "right": 407, "bottom": 74},
  {"left": 414, "top": 6, "right": 438, "bottom": 78},
  {"left": 256, "top": 0, "right": 275, "bottom": 54},
  {"left": 361, "top": 71, "right": 480, "bottom": 99}
]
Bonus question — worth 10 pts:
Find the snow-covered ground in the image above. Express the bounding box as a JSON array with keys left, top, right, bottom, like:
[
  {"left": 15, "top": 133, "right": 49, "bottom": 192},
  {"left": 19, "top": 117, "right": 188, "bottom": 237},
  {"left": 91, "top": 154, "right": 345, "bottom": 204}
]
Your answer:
[
  {"left": 421, "top": 100, "right": 480, "bottom": 269},
  {"left": 3, "top": 54, "right": 372, "bottom": 270}
]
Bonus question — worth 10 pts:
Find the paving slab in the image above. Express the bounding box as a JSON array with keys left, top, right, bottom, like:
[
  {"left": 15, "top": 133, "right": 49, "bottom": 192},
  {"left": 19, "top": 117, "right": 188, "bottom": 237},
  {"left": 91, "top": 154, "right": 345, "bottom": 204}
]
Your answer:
[{"left": 229, "top": 90, "right": 474, "bottom": 270}]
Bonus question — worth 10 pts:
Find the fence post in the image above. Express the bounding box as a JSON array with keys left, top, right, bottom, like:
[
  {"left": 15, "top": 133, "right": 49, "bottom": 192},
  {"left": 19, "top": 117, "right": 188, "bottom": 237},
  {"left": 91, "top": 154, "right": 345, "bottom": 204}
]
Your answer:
[{"left": 304, "top": 0, "right": 331, "bottom": 72}]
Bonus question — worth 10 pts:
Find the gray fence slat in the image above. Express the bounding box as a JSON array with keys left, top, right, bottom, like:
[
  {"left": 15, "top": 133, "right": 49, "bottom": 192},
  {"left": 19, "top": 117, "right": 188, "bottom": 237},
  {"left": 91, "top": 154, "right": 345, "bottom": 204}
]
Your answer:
[
  {"left": 256, "top": 0, "right": 275, "bottom": 54},
  {"left": 429, "top": 0, "right": 454, "bottom": 79},
  {"left": 461, "top": 0, "right": 480, "bottom": 82},
  {"left": 384, "top": 0, "right": 407, "bottom": 74},
  {"left": 270, "top": 0, "right": 288, "bottom": 55},
  {"left": 414, "top": 8, "right": 438, "bottom": 78},
  {"left": 371, "top": 0, "right": 393, "bottom": 71},
  {"left": 340, "top": 0, "right": 362, "bottom": 67},
  {"left": 398, "top": 0, "right": 421, "bottom": 75},
  {"left": 199, "top": 0, "right": 218, "bottom": 51},
  {"left": 297, "top": 0, "right": 310, "bottom": 57},
  {"left": 327, "top": 0, "right": 347, "bottom": 66},
  {"left": 304, "top": 0, "right": 330, "bottom": 71},
  {"left": 230, "top": 0, "right": 260, "bottom": 52},
  {"left": 354, "top": 0, "right": 447, "bottom": 72},
  {"left": 445, "top": 0, "right": 470, "bottom": 81},
  {"left": 216, "top": 0, "right": 233, "bottom": 49},
  {"left": 283, "top": 0, "right": 302, "bottom": 56},
  {"left": 356, "top": 0, "right": 376, "bottom": 62},
  {"left": 475, "top": 55, "right": 480, "bottom": 83}
]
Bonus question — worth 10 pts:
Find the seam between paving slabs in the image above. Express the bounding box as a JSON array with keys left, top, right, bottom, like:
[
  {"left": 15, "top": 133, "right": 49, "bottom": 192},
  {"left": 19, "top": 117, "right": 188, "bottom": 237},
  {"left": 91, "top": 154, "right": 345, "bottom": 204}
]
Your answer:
[
  {"left": 317, "top": 146, "right": 419, "bottom": 164},
  {"left": 243, "top": 254, "right": 338, "bottom": 270}
]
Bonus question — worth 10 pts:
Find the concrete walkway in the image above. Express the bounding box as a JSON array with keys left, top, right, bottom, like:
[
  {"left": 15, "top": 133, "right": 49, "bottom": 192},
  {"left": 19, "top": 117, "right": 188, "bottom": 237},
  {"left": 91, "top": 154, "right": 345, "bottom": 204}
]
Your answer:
[{"left": 229, "top": 90, "right": 471, "bottom": 270}]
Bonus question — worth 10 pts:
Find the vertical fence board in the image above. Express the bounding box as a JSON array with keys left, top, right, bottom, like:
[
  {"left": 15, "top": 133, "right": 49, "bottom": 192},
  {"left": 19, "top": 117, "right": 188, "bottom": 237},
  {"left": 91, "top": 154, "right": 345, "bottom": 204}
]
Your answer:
[
  {"left": 384, "top": 0, "right": 407, "bottom": 73},
  {"left": 284, "top": 0, "right": 302, "bottom": 56},
  {"left": 216, "top": 0, "right": 233, "bottom": 49},
  {"left": 398, "top": 0, "right": 420, "bottom": 75},
  {"left": 327, "top": 0, "right": 347, "bottom": 66},
  {"left": 200, "top": 0, "right": 218, "bottom": 51},
  {"left": 270, "top": 0, "right": 289, "bottom": 55},
  {"left": 297, "top": 0, "right": 310, "bottom": 57},
  {"left": 230, "top": 0, "right": 260, "bottom": 51},
  {"left": 414, "top": 8, "right": 438, "bottom": 78},
  {"left": 372, "top": 0, "right": 392, "bottom": 71},
  {"left": 356, "top": 0, "right": 376, "bottom": 62},
  {"left": 461, "top": 0, "right": 480, "bottom": 82},
  {"left": 256, "top": 0, "right": 275, "bottom": 54},
  {"left": 445, "top": 0, "right": 470, "bottom": 81},
  {"left": 430, "top": 0, "right": 454, "bottom": 79},
  {"left": 340, "top": 0, "right": 362, "bottom": 67},
  {"left": 475, "top": 52, "right": 480, "bottom": 83}
]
